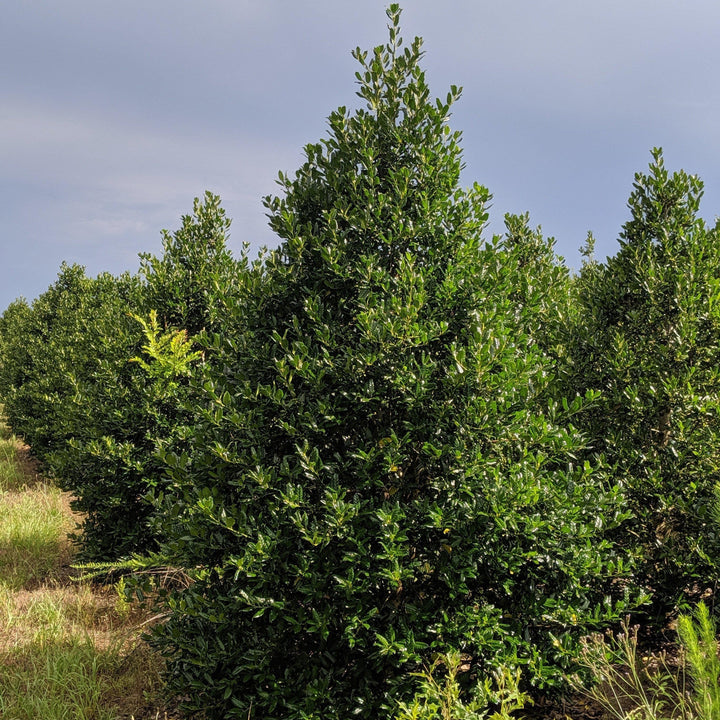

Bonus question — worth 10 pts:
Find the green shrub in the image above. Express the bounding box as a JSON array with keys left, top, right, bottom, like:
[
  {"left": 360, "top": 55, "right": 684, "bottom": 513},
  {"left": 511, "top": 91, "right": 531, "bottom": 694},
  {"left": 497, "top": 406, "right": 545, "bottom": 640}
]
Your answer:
[
  {"left": 568, "top": 150, "right": 720, "bottom": 612},
  {"left": 0, "top": 265, "right": 142, "bottom": 464},
  {"left": 0, "top": 297, "right": 32, "bottom": 412},
  {"left": 499, "top": 212, "right": 579, "bottom": 407},
  {"left": 0, "top": 193, "right": 240, "bottom": 561},
  {"left": 51, "top": 194, "right": 239, "bottom": 560},
  {"left": 0, "top": 265, "right": 152, "bottom": 557},
  {"left": 149, "top": 8, "right": 634, "bottom": 718}
]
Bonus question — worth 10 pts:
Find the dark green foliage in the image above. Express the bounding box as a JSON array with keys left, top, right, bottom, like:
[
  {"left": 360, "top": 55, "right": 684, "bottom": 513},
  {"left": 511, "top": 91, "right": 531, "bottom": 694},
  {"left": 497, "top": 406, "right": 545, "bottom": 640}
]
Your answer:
[
  {"left": 48, "top": 300, "right": 182, "bottom": 560},
  {"left": 139, "top": 191, "right": 243, "bottom": 335},
  {"left": 150, "top": 8, "right": 631, "bottom": 718},
  {"left": 499, "top": 213, "right": 578, "bottom": 402},
  {"left": 0, "top": 194, "right": 240, "bottom": 560},
  {"left": 0, "top": 264, "right": 152, "bottom": 557},
  {"left": 569, "top": 149, "right": 720, "bottom": 611},
  {"left": 0, "top": 297, "right": 32, "bottom": 418},
  {"left": 0, "top": 264, "right": 139, "bottom": 461},
  {"left": 56, "top": 194, "right": 240, "bottom": 560}
]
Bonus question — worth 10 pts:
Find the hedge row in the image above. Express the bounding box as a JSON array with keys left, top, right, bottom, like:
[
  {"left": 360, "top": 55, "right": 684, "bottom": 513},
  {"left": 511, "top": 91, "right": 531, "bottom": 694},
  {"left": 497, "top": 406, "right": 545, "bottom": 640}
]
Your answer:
[{"left": 2, "top": 6, "right": 720, "bottom": 718}]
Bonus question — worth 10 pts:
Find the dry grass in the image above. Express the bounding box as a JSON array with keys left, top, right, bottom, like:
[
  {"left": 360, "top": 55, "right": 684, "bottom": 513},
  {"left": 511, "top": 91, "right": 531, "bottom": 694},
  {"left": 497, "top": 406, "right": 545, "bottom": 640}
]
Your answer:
[{"left": 0, "top": 421, "right": 176, "bottom": 720}]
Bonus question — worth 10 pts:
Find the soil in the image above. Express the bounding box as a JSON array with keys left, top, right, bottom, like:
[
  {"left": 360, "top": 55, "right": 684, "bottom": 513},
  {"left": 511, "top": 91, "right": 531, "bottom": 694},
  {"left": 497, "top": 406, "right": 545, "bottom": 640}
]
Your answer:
[{"left": 523, "top": 693, "right": 607, "bottom": 720}]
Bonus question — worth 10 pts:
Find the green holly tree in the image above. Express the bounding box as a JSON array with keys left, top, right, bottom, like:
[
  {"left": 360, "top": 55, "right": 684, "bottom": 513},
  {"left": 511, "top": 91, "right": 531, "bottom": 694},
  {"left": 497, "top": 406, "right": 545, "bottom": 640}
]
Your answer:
[{"left": 149, "top": 7, "right": 631, "bottom": 718}]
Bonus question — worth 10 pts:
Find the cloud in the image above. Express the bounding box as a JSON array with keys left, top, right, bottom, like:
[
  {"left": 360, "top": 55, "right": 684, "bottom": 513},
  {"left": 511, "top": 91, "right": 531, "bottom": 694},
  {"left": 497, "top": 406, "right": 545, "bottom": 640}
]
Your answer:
[
  {"left": 1, "top": 94, "right": 299, "bottom": 232},
  {"left": 0, "top": 94, "right": 299, "bottom": 307},
  {"left": 2, "top": 0, "right": 720, "bottom": 309}
]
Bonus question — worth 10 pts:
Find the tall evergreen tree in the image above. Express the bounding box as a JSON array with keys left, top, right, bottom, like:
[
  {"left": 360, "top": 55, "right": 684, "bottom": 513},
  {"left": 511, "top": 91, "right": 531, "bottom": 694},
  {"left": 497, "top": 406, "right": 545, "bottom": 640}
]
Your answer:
[
  {"left": 150, "top": 8, "right": 630, "bottom": 718},
  {"left": 570, "top": 149, "right": 720, "bottom": 611}
]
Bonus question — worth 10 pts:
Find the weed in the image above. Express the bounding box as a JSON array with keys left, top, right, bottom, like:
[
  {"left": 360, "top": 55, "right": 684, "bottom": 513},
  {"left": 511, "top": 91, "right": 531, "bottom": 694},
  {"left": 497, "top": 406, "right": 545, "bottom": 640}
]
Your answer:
[
  {"left": 677, "top": 602, "right": 720, "bottom": 720},
  {"left": 575, "top": 607, "right": 720, "bottom": 720},
  {"left": 394, "top": 651, "right": 530, "bottom": 720}
]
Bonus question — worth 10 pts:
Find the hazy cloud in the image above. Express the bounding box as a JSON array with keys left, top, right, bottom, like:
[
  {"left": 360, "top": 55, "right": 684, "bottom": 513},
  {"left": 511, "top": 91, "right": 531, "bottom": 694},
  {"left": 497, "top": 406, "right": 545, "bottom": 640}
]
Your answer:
[{"left": 2, "top": 0, "right": 720, "bottom": 307}]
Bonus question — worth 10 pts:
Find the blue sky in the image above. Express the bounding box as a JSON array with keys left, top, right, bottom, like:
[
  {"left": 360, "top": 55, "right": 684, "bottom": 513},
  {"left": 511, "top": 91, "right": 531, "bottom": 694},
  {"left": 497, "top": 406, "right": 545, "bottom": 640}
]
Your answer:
[{"left": 3, "top": 1, "right": 720, "bottom": 310}]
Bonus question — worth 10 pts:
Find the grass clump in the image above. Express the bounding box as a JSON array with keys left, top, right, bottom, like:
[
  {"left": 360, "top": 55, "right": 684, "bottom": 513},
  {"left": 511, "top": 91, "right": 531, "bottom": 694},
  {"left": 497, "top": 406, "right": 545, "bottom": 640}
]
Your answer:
[
  {"left": 677, "top": 602, "right": 720, "bottom": 720},
  {"left": 0, "top": 581, "right": 166, "bottom": 719},
  {"left": 0, "top": 413, "right": 171, "bottom": 719},
  {"left": 576, "top": 605, "right": 720, "bottom": 720},
  {"left": 0, "top": 636, "right": 136, "bottom": 720},
  {"left": 0, "top": 485, "right": 74, "bottom": 589},
  {"left": 0, "top": 420, "right": 30, "bottom": 491}
]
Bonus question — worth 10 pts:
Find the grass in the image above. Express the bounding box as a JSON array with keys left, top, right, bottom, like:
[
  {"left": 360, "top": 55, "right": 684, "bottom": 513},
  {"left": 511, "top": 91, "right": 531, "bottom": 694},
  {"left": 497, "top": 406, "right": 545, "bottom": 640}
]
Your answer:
[
  {"left": 574, "top": 609, "right": 720, "bottom": 720},
  {"left": 0, "top": 484, "right": 74, "bottom": 589},
  {"left": 0, "top": 418, "right": 173, "bottom": 720},
  {"left": 0, "top": 423, "right": 32, "bottom": 490}
]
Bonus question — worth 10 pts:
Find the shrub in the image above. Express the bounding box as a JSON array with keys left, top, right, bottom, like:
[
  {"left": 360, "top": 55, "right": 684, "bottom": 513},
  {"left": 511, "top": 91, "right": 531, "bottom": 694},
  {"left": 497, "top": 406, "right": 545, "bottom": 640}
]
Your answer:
[
  {"left": 499, "top": 212, "right": 579, "bottom": 404},
  {"left": 0, "top": 265, "right": 151, "bottom": 557},
  {"left": 51, "top": 193, "right": 239, "bottom": 560},
  {"left": 0, "top": 193, "right": 240, "bottom": 560},
  {"left": 568, "top": 149, "right": 720, "bottom": 612},
  {"left": 0, "top": 265, "right": 141, "bottom": 464},
  {"left": 0, "top": 297, "right": 32, "bottom": 412},
  {"left": 149, "top": 7, "right": 633, "bottom": 718}
]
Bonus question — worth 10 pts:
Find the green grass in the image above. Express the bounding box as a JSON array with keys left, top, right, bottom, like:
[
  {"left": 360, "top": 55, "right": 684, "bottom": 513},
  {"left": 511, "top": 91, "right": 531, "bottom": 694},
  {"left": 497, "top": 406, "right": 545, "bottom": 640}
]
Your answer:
[
  {"left": 0, "top": 417, "right": 173, "bottom": 719},
  {"left": 0, "top": 485, "right": 74, "bottom": 590},
  {"left": 0, "top": 428, "right": 28, "bottom": 491},
  {"left": 0, "top": 637, "right": 131, "bottom": 720},
  {"left": 0, "top": 579, "right": 168, "bottom": 719}
]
